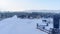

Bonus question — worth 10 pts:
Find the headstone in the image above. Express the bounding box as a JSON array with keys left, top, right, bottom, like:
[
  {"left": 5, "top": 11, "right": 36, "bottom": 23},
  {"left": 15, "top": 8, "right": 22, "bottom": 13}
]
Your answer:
[{"left": 52, "top": 14, "right": 60, "bottom": 34}]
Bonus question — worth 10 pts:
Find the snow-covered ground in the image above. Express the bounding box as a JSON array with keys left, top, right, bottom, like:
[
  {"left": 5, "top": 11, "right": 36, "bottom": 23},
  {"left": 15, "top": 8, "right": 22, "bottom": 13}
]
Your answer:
[{"left": 0, "top": 15, "right": 53, "bottom": 34}]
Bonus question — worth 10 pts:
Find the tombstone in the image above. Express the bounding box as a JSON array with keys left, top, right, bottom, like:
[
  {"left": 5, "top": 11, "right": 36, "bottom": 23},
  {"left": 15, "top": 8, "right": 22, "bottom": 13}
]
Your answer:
[
  {"left": 53, "top": 14, "right": 60, "bottom": 28},
  {"left": 52, "top": 14, "right": 60, "bottom": 34}
]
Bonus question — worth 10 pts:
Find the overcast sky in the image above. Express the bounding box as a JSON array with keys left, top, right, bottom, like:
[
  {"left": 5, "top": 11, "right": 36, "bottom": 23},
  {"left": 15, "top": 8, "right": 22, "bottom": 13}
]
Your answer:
[{"left": 0, "top": 0, "right": 60, "bottom": 12}]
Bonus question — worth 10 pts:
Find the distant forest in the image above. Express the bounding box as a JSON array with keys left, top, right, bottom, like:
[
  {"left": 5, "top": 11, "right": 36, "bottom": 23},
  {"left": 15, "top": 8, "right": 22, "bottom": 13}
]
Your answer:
[{"left": 0, "top": 12, "right": 60, "bottom": 19}]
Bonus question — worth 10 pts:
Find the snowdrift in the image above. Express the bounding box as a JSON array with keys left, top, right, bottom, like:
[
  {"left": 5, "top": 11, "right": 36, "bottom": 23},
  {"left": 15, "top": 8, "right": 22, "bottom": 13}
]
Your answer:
[{"left": 0, "top": 15, "right": 53, "bottom": 34}]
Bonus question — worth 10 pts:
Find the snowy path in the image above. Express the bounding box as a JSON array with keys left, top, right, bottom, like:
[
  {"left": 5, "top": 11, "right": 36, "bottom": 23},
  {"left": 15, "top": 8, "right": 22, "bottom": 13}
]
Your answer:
[{"left": 0, "top": 15, "right": 50, "bottom": 34}]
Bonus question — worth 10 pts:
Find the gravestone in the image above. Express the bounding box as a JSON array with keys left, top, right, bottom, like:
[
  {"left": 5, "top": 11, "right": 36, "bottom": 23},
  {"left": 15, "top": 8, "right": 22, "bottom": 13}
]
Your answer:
[{"left": 52, "top": 14, "right": 60, "bottom": 34}]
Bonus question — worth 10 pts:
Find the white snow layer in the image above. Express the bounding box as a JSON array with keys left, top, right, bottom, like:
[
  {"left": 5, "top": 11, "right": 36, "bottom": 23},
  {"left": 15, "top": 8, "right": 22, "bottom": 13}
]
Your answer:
[{"left": 0, "top": 15, "right": 53, "bottom": 34}]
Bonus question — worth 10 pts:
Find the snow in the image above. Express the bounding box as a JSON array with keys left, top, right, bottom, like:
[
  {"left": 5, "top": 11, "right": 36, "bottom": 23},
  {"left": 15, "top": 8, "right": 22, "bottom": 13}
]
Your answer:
[{"left": 0, "top": 15, "right": 53, "bottom": 34}]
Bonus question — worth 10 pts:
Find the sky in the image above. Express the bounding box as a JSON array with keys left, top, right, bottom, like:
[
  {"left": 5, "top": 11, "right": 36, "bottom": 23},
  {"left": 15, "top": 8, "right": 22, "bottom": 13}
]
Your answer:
[{"left": 0, "top": 0, "right": 60, "bottom": 11}]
